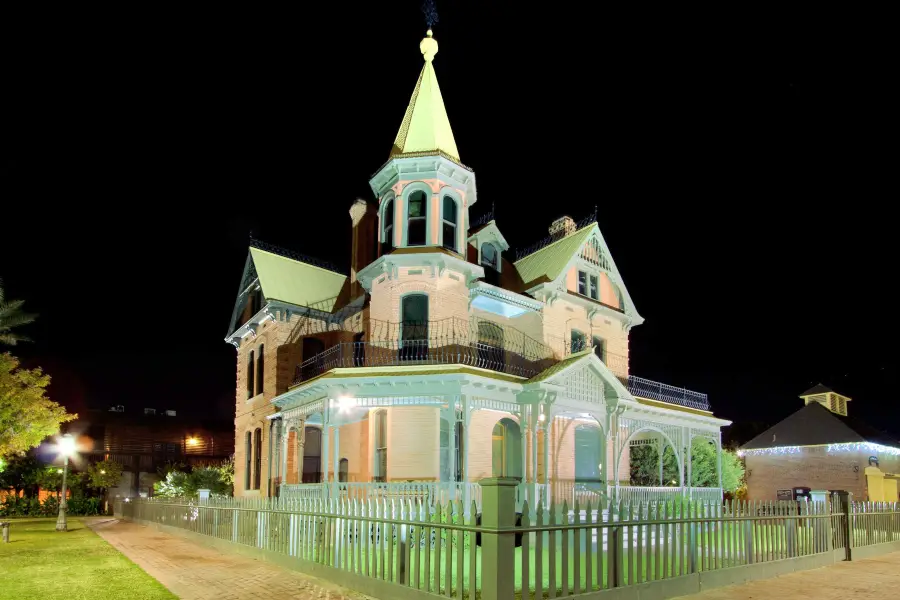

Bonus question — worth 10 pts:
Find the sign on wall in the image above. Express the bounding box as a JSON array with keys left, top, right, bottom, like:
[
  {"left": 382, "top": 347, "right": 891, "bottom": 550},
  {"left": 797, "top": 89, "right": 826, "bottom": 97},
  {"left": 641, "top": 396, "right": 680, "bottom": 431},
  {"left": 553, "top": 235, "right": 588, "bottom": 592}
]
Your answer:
[{"left": 776, "top": 489, "right": 793, "bottom": 501}]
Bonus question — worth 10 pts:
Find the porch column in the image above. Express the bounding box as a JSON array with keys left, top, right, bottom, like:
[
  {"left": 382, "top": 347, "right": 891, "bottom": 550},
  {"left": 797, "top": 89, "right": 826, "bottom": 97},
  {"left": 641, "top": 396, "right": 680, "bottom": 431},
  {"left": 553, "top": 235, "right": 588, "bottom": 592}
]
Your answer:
[
  {"left": 296, "top": 420, "right": 306, "bottom": 484},
  {"left": 333, "top": 426, "right": 341, "bottom": 489},
  {"left": 321, "top": 420, "right": 331, "bottom": 485},
  {"left": 267, "top": 420, "right": 276, "bottom": 496},
  {"left": 542, "top": 419, "right": 550, "bottom": 487},
  {"left": 280, "top": 420, "right": 290, "bottom": 486},
  {"left": 658, "top": 436, "right": 665, "bottom": 486},
  {"left": 531, "top": 404, "right": 539, "bottom": 503},
  {"left": 685, "top": 427, "right": 693, "bottom": 496}
]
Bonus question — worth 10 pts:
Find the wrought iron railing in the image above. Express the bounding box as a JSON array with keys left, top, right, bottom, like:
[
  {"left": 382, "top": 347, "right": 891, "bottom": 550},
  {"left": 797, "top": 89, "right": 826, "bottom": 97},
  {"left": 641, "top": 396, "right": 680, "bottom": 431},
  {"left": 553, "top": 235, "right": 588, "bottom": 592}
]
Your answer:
[
  {"left": 291, "top": 316, "right": 557, "bottom": 385},
  {"left": 626, "top": 375, "right": 711, "bottom": 411}
]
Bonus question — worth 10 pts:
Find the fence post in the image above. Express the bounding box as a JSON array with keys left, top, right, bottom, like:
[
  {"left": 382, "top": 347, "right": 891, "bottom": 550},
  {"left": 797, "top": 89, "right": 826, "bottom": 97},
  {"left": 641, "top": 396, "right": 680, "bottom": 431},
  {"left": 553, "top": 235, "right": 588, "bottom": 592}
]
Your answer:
[
  {"left": 834, "top": 491, "right": 852, "bottom": 561},
  {"left": 479, "top": 477, "right": 518, "bottom": 600}
]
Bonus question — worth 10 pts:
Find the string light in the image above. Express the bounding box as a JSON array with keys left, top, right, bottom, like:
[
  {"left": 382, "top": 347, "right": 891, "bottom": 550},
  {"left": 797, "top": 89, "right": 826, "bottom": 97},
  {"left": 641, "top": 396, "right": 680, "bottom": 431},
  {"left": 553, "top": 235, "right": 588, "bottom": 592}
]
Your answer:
[{"left": 740, "top": 442, "right": 900, "bottom": 457}]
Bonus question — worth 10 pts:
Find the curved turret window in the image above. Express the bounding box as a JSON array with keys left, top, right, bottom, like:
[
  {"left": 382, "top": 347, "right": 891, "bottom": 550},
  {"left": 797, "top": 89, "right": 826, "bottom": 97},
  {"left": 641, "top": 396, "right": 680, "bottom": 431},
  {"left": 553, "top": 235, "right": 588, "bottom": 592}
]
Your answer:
[
  {"left": 442, "top": 195, "right": 458, "bottom": 252},
  {"left": 382, "top": 199, "right": 394, "bottom": 251},
  {"left": 407, "top": 191, "right": 427, "bottom": 246}
]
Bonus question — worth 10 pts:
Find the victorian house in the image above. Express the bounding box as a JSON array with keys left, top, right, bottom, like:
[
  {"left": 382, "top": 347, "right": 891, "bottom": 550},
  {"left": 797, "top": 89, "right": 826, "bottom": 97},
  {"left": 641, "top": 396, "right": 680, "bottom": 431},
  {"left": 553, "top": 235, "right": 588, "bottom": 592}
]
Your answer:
[{"left": 225, "top": 30, "right": 730, "bottom": 509}]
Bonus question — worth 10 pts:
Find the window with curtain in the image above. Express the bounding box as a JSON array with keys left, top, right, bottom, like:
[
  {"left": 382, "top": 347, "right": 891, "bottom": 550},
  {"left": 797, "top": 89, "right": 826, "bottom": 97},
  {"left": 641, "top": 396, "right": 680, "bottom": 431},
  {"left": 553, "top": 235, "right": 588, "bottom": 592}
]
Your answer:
[
  {"left": 407, "top": 191, "right": 427, "bottom": 246},
  {"left": 578, "top": 271, "right": 587, "bottom": 295},
  {"left": 442, "top": 196, "right": 457, "bottom": 252},
  {"left": 246, "top": 351, "right": 255, "bottom": 398},
  {"left": 244, "top": 432, "right": 252, "bottom": 489},
  {"left": 253, "top": 428, "right": 262, "bottom": 490},
  {"left": 589, "top": 275, "right": 599, "bottom": 300},
  {"left": 571, "top": 329, "right": 586, "bottom": 353},
  {"left": 256, "top": 344, "right": 264, "bottom": 396},
  {"left": 383, "top": 198, "right": 394, "bottom": 251},
  {"left": 374, "top": 410, "right": 387, "bottom": 482}
]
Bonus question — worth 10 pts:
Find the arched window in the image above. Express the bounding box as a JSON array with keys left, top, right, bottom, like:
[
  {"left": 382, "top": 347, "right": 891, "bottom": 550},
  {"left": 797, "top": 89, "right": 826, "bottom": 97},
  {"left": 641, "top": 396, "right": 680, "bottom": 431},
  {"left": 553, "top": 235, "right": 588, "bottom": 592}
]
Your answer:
[
  {"left": 339, "top": 458, "right": 349, "bottom": 482},
  {"left": 481, "top": 243, "right": 499, "bottom": 269},
  {"left": 256, "top": 344, "right": 265, "bottom": 396},
  {"left": 400, "top": 294, "right": 428, "bottom": 359},
  {"left": 373, "top": 410, "right": 387, "bottom": 482},
  {"left": 481, "top": 243, "right": 500, "bottom": 286},
  {"left": 253, "top": 428, "right": 262, "bottom": 490},
  {"left": 244, "top": 431, "right": 252, "bottom": 489},
  {"left": 246, "top": 351, "right": 255, "bottom": 398},
  {"left": 382, "top": 198, "right": 394, "bottom": 252},
  {"left": 302, "top": 426, "right": 322, "bottom": 483},
  {"left": 491, "top": 418, "right": 522, "bottom": 478},
  {"left": 407, "top": 190, "right": 427, "bottom": 246},
  {"left": 442, "top": 195, "right": 458, "bottom": 252}
]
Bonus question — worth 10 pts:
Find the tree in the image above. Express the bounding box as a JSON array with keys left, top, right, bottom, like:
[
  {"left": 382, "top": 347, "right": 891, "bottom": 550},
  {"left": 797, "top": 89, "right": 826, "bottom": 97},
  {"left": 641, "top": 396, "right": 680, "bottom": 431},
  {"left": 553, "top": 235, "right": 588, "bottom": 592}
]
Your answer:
[
  {"left": 153, "top": 458, "right": 235, "bottom": 498},
  {"left": 0, "top": 454, "right": 43, "bottom": 498},
  {"left": 630, "top": 438, "right": 745, "bottom": 493},
  {"left": 0, "top": 353, "right": 76, "bottom": 456},
  {"left": 88, "top": 459, "right": 125, "bottom": 513},
  {"left": 0, "top": 279, "right": 36, "bottom": 346}
]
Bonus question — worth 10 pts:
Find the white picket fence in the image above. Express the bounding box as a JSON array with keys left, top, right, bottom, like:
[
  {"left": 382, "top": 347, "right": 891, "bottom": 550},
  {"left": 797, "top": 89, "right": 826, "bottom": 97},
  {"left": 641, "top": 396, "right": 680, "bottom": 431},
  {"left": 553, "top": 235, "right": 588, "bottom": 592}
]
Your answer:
[{"left": 116, "top": 492, "right": 899, "bottom": 600}]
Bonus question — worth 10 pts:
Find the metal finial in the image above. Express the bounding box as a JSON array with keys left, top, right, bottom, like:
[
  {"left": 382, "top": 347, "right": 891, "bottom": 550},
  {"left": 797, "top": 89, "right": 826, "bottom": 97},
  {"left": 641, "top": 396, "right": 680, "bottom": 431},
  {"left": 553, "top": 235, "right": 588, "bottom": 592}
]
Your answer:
[{"left": 422, "top": 0, "right": 439, "bottom": 29}]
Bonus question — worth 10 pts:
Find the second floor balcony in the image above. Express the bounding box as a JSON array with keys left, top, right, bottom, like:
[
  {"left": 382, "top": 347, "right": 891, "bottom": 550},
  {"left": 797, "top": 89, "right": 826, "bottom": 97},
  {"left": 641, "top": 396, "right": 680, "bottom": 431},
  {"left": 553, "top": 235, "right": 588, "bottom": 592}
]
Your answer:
[{"left": 290, "top": 316, "right": 710, "bottom": 412}]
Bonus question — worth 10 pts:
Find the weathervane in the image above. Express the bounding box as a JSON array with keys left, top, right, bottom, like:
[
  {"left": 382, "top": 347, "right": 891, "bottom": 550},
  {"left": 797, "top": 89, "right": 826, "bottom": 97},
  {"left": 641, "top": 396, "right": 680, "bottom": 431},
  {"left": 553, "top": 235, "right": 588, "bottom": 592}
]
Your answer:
[{"left": 422, "top": 0, "right": 439, "bottom": 28}]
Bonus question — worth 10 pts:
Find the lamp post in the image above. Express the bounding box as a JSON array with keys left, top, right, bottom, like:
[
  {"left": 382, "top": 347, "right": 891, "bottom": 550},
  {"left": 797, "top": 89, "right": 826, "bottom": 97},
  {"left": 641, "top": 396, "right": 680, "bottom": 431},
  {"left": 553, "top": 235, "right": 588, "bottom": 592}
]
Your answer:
[{"left": 55, "top": 434, "right": 76, "bottom": 532}]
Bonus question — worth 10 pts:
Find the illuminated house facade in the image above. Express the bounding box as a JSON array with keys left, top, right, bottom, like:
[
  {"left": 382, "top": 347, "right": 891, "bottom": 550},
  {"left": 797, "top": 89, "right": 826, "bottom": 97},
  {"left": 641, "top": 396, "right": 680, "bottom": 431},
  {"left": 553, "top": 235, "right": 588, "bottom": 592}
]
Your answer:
[
  {"left": 225, "top": 30, "right": 730, "bottom": 508},
  {"left": 741, "top": 385, "right": 900, "bottom": 502}
]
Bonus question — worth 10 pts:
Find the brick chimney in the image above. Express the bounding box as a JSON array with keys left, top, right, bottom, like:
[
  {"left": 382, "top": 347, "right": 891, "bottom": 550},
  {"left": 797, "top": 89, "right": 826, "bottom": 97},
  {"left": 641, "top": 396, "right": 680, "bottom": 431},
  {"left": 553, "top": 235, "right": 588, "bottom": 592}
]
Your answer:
[
  {"left": 549, "top": 216, "right": 576, "bottom": 240},
  {"left": 349, "top": 199, "right": 377, "bottom": 298}
]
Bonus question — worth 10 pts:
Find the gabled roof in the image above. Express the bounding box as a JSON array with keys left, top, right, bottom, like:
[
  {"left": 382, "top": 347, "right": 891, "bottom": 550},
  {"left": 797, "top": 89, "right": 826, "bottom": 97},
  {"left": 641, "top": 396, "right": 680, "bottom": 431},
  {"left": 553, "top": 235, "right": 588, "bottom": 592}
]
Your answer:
[
  {"left": 250, "top": 247, "right": 347, "bottom": 311},
  {"left": 800, "top": 383, "right": 834, "bottom": 396},
  {"left": 526, "top": 348, "right": 594, "bottom": 383},
  {"left": 391, "top": 30, "right": 459, "bottom": 162},
  {"left": 513, "top": 226, "right": 594, "bottom": 286},
  {"left": 741, "top": 402, "right": 899, "bottom": 450},
  {"left": 226, "top": 243, "right": 349, "bottom": 337}
]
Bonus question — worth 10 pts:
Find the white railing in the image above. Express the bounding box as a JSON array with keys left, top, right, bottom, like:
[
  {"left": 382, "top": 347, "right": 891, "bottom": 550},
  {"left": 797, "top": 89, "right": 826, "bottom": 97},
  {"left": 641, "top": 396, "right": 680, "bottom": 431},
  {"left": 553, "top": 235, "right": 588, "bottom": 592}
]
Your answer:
[
  {"left": 615, "top": 486, "right": 723, "bottom": 504},
  {"left": 280, "top": 481, "right": 481, "bottom": 509}
]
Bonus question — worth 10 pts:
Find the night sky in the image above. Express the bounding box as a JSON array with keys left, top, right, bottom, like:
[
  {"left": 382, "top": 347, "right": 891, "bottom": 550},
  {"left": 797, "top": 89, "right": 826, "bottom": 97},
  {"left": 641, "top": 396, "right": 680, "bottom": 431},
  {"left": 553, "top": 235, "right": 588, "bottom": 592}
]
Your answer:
[{"left": 2, "top": 4, "right": 896, "bottom": 443}]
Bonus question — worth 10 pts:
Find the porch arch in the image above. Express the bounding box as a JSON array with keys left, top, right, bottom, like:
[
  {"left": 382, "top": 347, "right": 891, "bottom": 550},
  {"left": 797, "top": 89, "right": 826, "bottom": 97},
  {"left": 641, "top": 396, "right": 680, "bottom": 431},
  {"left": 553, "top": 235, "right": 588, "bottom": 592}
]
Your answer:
[
  {"left": 491, "top": 418, "right": 522, "bottom": 478},
  {"left": 617, "top": 426, "right": 683, "bottom": 484}
]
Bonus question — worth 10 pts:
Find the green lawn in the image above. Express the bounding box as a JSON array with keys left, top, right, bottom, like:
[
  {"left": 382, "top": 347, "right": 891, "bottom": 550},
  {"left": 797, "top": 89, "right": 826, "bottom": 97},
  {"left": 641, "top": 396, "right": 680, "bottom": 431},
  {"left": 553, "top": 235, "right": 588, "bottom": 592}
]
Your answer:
[{"left": 0, "top": 518, "right": 176, "bottom": 600}]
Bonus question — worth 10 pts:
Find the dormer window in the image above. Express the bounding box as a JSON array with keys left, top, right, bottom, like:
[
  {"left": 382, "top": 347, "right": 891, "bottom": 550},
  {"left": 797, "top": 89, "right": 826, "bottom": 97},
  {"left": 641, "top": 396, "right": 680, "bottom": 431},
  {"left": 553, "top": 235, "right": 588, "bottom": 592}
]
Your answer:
[
  {"left": 442, "top": 195, "right": 458, "bottom": 252},
  {"left": 382, "top": 198, "right": 394, "bottom": 251},
  {"left": 481, "top": 242, "right": 500, "bottom": 286},
  {"left": 407, "top": 191, "right": 427, "bottom": 246}
]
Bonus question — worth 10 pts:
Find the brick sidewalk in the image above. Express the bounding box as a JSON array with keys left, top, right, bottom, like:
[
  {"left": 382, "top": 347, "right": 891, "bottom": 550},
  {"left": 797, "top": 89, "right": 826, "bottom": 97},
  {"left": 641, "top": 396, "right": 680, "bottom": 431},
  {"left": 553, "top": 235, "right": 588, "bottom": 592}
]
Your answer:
[
  {"left": 87, "top": 518, "right": 374, "bottom": 600},
  {"left": 674, "top": 551, "right": 900, "bottom": 600}
]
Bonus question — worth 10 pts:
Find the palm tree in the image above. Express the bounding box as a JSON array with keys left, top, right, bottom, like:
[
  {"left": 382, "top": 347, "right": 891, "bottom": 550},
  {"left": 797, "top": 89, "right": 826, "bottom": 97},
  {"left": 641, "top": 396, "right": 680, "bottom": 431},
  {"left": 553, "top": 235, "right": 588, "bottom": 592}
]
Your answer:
[{"left": 0, "top": 278, "right": 36, "bottom": 345}]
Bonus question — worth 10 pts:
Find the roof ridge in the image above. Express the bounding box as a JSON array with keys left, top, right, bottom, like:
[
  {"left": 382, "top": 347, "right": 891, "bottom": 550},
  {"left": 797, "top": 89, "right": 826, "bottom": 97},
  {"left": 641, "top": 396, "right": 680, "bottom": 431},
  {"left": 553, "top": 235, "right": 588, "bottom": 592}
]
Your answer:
[
  {"left": 249, "top": 238, "right": 344, "bottom": 274},
  {"left": 514, "top": 222, "right": 596, "bottom": 264}
]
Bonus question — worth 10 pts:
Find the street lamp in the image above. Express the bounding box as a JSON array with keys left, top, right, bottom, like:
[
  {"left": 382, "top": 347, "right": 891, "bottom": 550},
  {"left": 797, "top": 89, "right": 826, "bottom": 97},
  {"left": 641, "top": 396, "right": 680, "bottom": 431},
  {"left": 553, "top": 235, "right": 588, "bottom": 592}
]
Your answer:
[{"left": 56, "top": 434, "right": 76, "bottom": 532}]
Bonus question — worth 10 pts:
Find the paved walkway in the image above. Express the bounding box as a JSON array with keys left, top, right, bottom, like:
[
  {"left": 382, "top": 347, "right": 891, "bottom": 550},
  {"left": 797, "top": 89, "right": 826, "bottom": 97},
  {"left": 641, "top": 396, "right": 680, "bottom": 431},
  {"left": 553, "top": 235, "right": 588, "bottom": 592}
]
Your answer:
[
  {"left": 675, "top": 551, "right": 900, "bottom": 600},
  {"left": 87, "top": 518, "right": 373, "bottom": 600}
]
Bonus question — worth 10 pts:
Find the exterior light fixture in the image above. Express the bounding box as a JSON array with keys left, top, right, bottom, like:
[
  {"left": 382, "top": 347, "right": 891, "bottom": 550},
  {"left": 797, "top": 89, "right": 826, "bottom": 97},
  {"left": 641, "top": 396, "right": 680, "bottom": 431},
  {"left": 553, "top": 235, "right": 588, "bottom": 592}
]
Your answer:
[
  {"left": 187, "top": 437, "right": 199, "bottom": 447},
  {"left": 100, "top": 470, "right": 106, "bottom": 475},
  {"left": 57, "top": 469, "right": 63, "bottom": 474},
  {"left": 55, "top": 433, "right": 77, "bottom": 532},
  {"left": 337, "top": 396, "right": 356, "bottom": 411}
]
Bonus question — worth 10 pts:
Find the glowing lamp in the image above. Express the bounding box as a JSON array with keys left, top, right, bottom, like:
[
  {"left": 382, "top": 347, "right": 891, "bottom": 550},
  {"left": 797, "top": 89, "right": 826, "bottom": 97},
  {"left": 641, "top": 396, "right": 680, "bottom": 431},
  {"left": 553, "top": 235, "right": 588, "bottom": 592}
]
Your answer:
[
  {"left": 337, "top": 396, "right": 356, "bottom": 411},
  {"left": 187, "top": 437, "right": 199, "bottom": 447},
  {"left": 58, "top": 434, "right": 76, "bottom": 457},
  {"left": 57, "top": 469, "right": 63, "bottom": 474}
]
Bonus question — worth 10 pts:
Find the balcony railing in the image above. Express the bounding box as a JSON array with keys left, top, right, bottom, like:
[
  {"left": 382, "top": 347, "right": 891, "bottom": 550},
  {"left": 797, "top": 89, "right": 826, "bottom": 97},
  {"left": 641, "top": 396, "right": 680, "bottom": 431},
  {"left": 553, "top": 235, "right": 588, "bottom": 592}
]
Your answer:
[
  {"left": 292, "top": 316, "right": 557, "bottom": 385},
  {"left": 290, "top": 316, "right": 711, "bottom": 411},
  {"left": 626, "top": 375, "right": 711, "bottom": 411}
]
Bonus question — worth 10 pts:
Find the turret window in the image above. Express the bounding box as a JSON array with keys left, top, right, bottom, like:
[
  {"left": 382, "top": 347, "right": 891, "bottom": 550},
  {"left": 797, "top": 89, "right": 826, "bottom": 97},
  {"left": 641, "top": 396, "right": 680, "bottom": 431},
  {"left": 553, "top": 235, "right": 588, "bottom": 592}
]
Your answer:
[
  {"left": 382, "top": 199, "right": 394, "bottom": 251},
  {"left": 407, "top": 191, "right": 427, "bottom": 246},
  {"left": 442, "top": 196, "right": 458, "bottom": 252},
  {"left": 256, "top": 344, "right": 265, "bottom": 396}
]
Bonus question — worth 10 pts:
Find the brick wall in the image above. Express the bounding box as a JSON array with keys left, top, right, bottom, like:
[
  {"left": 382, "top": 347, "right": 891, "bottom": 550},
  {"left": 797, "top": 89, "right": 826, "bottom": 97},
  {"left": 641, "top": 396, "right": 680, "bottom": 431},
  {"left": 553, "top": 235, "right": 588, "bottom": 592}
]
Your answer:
[{"left": 745, "top": 447, "right": 900, "bottom": 501}]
